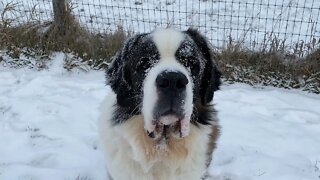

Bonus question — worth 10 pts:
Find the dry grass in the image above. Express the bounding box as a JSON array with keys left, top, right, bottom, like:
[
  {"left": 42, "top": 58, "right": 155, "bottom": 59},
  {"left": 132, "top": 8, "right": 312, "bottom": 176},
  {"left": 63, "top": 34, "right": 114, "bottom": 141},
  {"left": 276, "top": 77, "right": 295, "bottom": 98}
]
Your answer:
[
  {"left": 0, "top": 2, "right": 127, "bottom": 69},
  {"left": 214, "top": 40, "right": 320, "bottom": 93}
]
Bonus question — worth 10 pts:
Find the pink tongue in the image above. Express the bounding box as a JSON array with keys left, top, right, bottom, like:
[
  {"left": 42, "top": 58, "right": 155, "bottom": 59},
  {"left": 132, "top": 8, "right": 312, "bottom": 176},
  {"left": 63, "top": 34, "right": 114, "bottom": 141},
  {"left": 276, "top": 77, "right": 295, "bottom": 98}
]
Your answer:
[
  {"left": 159, "top": 115, "right": 179, "bottom": 125},
  {"left": 180, "top": 119, "right": 190, "bottom": 138}
]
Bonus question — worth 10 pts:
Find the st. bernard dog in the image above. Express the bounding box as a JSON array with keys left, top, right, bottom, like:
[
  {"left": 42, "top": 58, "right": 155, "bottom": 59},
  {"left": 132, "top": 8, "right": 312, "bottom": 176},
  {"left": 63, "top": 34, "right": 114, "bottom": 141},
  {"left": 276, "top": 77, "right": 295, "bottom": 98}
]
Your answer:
[{"left": 99, "top": 28, "right": 221, "bottom": 180}]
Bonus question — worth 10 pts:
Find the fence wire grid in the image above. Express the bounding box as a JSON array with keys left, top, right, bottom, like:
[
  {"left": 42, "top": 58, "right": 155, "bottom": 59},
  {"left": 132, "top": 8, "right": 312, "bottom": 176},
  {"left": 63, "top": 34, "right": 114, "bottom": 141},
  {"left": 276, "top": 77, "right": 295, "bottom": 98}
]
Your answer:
[{"left": 2, "top": 0, "right": 320, "bottom": 54}]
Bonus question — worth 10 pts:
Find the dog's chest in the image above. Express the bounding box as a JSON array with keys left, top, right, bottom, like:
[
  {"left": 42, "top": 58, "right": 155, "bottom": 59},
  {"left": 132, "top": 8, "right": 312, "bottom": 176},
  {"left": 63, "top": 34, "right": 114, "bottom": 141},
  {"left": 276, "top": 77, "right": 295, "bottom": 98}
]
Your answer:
[{"left": 101, "top": 115, "right": 210, "bottom": 180}]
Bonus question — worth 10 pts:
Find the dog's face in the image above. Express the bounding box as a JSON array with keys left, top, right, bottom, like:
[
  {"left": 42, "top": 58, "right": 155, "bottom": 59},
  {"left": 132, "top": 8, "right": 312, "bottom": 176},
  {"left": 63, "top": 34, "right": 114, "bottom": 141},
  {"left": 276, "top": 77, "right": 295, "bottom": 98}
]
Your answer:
[{"left": 107, "top": 28, "right": 221, "bottom": 141}]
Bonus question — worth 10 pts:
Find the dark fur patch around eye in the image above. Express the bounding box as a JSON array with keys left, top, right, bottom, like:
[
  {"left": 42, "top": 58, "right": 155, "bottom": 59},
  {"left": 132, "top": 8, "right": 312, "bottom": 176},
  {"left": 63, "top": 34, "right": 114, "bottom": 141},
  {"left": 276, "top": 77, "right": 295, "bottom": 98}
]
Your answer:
[
  {"left": 107, "top": 33, "right": 160, "bottom": 126},
  {"left": 136, "top": 55, "right": 159, "bottom": 74},
  {"left": 175, "top": 41, "right": 201, "bottom": 75},
  {"left": 136, "top": 58, "right": 150, "bottom": 72}
]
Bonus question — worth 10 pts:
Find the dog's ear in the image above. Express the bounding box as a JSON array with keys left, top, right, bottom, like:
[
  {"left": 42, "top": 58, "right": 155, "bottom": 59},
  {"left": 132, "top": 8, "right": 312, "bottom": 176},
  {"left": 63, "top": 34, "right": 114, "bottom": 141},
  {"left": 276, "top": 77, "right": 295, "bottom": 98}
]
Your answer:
[
  {"left": 106, "top": 36, "right": 140, "bottom": 107},
  {"left": 185, "top": 28, "right": 221, "bottom": 105},
  {"left": 200, "top": 61, "right": 221, "bottom": 105}
]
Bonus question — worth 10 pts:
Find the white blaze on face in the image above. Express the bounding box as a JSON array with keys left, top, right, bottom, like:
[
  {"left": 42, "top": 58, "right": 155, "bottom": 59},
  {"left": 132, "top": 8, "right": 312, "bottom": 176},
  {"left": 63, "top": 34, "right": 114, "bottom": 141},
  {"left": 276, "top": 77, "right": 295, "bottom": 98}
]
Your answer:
[
  {"left": 142, "top": 28, "right": 194, "bottom": 137},
  {"left": 152, "top": 28, "right": 185, "bottom": 59}
]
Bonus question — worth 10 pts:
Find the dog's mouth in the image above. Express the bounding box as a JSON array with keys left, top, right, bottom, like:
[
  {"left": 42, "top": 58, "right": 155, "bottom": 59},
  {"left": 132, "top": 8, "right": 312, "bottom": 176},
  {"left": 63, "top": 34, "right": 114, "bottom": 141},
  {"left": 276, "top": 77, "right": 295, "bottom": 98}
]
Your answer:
[{"left": 145, "top": 112, "right": 190, "bottom": 141}]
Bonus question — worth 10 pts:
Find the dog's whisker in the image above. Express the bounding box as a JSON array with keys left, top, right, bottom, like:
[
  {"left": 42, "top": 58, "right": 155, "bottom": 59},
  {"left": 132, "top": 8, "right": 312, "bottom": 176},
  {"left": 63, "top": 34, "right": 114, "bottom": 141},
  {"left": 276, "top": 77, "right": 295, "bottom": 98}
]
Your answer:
[{"left": 128, "top": 102, "right": 142, "bottom": 116}]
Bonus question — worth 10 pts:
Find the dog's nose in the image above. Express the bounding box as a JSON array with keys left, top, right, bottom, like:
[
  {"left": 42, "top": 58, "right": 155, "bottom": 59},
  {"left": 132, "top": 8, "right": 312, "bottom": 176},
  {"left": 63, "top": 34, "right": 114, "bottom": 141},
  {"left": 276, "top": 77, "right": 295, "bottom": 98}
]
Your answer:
[{"left": 156, "top": 71, "right": 188, "bottom": 91}]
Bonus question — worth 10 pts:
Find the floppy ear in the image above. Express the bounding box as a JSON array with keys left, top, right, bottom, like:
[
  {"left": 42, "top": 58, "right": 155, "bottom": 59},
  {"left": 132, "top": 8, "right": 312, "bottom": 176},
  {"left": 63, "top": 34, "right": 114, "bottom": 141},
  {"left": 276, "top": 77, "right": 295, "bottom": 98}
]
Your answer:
[
  {"left": 185, "top": 28, "right": 221, "bottom": 105},
  {"left": 200, "top": 60, "right": 221, "bottom": 104},
  {"left": 106, "top": 37, "right": 136, "bottom": 107}
]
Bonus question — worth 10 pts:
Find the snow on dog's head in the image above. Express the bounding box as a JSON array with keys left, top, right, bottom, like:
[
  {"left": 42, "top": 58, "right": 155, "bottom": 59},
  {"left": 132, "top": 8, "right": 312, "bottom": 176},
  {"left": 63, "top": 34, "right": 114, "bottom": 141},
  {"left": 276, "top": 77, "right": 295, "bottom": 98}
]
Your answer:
[{"left": 106, "top": 28, "right": 221, "bottom": 142}]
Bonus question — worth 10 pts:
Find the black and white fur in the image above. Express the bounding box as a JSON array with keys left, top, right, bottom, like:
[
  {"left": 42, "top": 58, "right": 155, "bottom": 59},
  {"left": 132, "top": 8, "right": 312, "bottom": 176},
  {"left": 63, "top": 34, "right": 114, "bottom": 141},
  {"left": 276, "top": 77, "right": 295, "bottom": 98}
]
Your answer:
[{"left": 99, "top": 28, "right": 221, "bottom": 180}]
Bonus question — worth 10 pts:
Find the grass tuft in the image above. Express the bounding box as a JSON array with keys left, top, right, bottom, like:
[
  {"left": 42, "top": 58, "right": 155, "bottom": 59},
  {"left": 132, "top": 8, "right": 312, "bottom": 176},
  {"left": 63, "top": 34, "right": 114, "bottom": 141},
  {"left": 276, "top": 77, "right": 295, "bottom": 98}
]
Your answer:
[
  {"left": 0, "top": 1, "right": 127, "bottom": 70},
  {"left": 214, "top": 40, "right": 320, "bottom": 94}
]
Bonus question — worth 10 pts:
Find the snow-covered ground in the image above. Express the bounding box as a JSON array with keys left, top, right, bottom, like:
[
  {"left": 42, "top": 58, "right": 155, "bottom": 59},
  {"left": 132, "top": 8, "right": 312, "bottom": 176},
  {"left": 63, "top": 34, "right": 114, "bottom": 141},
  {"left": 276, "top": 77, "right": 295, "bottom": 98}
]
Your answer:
[
  {"left": 1, "top": 54, "right": 320, "bottom": 180},
  {"left": 2, "top": 0, "right": 320, "bottom": 50}
]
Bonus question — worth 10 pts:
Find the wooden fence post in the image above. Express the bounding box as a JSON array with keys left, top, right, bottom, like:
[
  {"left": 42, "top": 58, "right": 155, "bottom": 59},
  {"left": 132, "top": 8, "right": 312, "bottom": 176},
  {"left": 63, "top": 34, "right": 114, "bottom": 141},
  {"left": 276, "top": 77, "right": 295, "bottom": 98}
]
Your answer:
[{"left": 52, "top": 0, "right": 68, "bottom": 36}]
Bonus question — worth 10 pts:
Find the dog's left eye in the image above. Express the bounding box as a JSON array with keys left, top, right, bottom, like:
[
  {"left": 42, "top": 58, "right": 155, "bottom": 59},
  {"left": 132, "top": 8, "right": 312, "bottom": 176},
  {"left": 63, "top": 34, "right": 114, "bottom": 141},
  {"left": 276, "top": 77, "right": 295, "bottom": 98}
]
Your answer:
[{"left": 179, "top": 55, "right": 200, "bottom": 74}]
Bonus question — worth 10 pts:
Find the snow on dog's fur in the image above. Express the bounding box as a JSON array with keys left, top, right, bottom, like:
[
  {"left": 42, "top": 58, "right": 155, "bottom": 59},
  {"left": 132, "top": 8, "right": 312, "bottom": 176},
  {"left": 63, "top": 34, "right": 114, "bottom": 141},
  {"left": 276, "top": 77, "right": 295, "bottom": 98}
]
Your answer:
[{"left": 99, "top": 28, "right": 221, "bottom": 180}]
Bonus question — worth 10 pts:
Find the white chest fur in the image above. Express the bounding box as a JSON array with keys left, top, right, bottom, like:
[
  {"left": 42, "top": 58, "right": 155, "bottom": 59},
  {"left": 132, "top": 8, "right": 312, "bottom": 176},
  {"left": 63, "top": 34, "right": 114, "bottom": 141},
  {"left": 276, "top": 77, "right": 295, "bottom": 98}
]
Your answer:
[{"left": 98, "top": 96, "right": 212, "bottom": 180}]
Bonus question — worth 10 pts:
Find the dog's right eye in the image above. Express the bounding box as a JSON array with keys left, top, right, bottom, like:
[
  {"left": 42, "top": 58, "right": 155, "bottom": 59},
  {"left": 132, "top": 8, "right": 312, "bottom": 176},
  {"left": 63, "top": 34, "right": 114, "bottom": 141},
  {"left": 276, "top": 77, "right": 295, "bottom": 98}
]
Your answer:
[{"left": 136, "top": 57, "right": 151, "bottom": 72}]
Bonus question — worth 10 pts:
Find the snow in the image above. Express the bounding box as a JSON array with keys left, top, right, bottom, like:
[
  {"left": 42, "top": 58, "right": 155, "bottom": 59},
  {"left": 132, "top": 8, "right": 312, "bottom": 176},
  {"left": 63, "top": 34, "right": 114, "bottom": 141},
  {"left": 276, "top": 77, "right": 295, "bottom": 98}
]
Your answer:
[
  {"left": 210, "top": 84, "right": 320, "bottom": 180},
  {"left": 1, "top": 55, "right": 320, "bottom": 179},
  {"left": 0, "top": 56, "right": 108, "bottom": 180}
]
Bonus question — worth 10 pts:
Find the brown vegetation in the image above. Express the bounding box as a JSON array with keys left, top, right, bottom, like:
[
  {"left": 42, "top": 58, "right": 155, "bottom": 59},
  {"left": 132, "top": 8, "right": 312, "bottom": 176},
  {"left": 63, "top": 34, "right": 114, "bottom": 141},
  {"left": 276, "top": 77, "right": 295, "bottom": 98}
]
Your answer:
[{"left": 0, "top": 1, "right": 127, "bottom": 69}]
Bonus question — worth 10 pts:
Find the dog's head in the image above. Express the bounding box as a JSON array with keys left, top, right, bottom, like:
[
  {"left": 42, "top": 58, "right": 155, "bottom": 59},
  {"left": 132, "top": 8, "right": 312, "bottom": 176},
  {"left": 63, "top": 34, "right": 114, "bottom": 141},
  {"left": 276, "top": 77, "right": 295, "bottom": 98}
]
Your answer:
[{"left": 107, "top": 28, "right": 221, "bottom": 140}]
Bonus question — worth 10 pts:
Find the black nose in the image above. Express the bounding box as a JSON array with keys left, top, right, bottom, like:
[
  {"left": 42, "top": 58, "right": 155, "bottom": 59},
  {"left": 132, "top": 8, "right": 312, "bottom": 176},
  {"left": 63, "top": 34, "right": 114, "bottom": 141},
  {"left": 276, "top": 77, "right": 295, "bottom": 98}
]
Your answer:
[{"left": 156, "top": 71, "right": 189, "bottom": 91}]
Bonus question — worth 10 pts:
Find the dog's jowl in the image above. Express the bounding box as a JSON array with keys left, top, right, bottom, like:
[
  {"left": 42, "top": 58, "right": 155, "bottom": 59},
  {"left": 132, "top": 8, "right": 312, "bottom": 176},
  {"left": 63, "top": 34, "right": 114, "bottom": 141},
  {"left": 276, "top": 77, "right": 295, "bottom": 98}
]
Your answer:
[{"left": 99, "top": 28, "right": 221, "bottom": 180}]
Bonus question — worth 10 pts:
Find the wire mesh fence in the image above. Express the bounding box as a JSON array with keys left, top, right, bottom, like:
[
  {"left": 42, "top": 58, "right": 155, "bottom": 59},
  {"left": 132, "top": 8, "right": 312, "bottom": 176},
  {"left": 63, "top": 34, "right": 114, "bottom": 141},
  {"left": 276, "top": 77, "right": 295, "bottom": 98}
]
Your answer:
[{"left": 2, "top": 0, "right": 320, "bottom": 54}]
